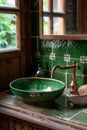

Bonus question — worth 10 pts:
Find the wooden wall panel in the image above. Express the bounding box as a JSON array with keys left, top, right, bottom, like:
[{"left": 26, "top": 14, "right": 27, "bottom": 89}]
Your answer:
[
  {"left": 0, "top": 56, "right": 23, "bottom": 90},
  {"left": 0, "top": 0, "right": 32, "bottom": 90}
]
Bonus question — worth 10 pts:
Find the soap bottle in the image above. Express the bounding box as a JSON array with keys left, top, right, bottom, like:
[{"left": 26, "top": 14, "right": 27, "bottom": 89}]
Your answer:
[{"left": 35, "top": 63, "right": 44, "bottom": 77}]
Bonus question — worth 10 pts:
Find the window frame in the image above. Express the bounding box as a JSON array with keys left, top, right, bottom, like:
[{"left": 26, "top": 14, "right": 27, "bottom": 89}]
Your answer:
[
  {"left": 39, "top": 0, "right": 87, "bottom": 40},
  {"left": 42, "top": 0, "right": 66, "bottom": 35},
  {"left": 0, "top": 0, "right": 21, "bottom": 51}
]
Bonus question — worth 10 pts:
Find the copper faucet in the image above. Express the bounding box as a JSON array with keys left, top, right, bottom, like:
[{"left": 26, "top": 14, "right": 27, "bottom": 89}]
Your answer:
[{"left": 51, "top": 61, "right": 79, "bottom": 94}]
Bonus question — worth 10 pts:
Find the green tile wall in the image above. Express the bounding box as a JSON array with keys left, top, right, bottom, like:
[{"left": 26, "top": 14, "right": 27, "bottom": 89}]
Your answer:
[{"left": 30, "top": 0, "right": 87, "bottom": 89}]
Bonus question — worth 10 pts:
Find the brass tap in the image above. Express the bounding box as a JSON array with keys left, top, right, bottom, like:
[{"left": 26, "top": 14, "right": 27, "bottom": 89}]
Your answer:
[
  {"left": 70, "top": 61, "right": 79, "bottom": 94},
  {"left": 51, "top": 61, "right": 79, "bottom": 94}
]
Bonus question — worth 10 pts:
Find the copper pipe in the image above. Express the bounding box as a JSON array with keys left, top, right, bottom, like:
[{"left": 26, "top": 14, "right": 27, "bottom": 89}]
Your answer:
[{"left": 51, "top": 61, "right": 78, "bottom": 78}]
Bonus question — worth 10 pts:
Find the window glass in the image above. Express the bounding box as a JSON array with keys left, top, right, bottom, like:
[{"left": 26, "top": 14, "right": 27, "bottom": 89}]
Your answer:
[
  {"left": 43, "top": 0, "right": 65, "bottom": 35},
  {"left": 53, "top": 0, "right": 65, "bottom": 13},
  {"left": 43, "top": 17, "right": 52, "bottom": 35},
  {"left": 0, "top": 0, "right": 16, "bottom": 7},
  {"left": 43, "top": 0, "right": 49, "bottom": 12},
  {"left": 53, "top": 17, "right": 64, "bottom": 34},
  {"left": 0, "top": 0, "right": 20, "bottom": 51},
  {"left": 0, "top": 13, "right": 17, "bottom": 49}
]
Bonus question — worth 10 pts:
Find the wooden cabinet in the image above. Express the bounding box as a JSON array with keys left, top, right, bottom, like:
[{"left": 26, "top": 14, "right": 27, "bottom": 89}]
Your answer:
[{"left": 0, "top": 113, "right": 51, "bottom": 130}]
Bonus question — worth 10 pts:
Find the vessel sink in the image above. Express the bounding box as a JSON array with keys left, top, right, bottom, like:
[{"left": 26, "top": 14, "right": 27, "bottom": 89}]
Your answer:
[{"left": 9, "top": 77, "right": 65, "bottom": 103}]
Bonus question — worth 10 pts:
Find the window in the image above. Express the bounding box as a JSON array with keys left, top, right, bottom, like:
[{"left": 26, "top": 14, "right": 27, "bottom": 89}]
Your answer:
[
  {"left": 42, "top": 0, "right": 77, "bottom": 35},
  {"left": 40, "top": 0, "right": 87, "bottom": 40},
  {"left": 43, "top": 0, "right": 65, "bottom": 35},
  {"left": 0, "top": 0, "right": 20, "bottom": 51}
]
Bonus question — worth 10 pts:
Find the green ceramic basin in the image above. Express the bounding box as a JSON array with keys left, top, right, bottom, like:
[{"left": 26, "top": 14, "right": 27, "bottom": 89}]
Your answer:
[{"left": 9, "top": 77, "right": 65, "bottom": 103}]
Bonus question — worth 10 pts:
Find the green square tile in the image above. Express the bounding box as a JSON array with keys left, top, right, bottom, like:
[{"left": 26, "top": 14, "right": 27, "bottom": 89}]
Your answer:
[
  {"left": 40, "top": 40, "right": 69, "bottom": 57},
  {"left": 40, "top": 55, "right": 53, "bottom": 70},
  {"left": 67, "top": 42, "right": 82, "bottom": 58},
  {"left": 83, "top": 75, "right": 87, "bottom": 84},
  {"left": 53, "top": 72, "right": 65, "bottom": 83},
  {"left": 76, "top": 41, "right": 87, "bottom": 56},
  {"left": 70, "top": 112, "right": 87, "bottom": 125}
]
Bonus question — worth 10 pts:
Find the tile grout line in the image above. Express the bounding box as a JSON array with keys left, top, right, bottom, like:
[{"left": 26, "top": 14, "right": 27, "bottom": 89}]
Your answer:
[{"left": 63, "top": 110, "right": 82, "bottom": 121}]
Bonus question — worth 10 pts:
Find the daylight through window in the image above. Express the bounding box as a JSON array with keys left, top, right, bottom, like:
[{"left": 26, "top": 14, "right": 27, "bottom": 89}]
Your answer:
[
  {"left": 0, "top": 0, "right": 20, "bottom": 50},
  {"left": 43, "top": 0, "right": 65, "bottom": 35}
]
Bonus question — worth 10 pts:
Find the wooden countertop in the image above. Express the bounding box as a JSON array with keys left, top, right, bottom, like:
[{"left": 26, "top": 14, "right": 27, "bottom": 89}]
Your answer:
[{"left": 0, "top": 90, "right": 87, "bottom": 130}]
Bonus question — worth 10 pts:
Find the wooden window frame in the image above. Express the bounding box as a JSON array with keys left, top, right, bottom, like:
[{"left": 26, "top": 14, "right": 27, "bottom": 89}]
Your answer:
[
  {"left": 42, "top": 0, "right": 65, "bottom": 35},
  {"left": 0, "top": 0, "right": 21, "bottom": 51},
  {"left": 39, "top": 0, "right": 87, "bottom": 40}
]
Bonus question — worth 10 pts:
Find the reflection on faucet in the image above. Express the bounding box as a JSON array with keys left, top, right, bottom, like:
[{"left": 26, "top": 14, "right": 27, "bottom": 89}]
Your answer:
[{"left": 51, "top": 61, "right": 79, "bottom": 94}]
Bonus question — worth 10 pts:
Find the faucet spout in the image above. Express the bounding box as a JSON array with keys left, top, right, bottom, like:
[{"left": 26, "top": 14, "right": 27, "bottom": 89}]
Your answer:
[{"left": 51, "top": 61, "right": 79, "bottom": 94}]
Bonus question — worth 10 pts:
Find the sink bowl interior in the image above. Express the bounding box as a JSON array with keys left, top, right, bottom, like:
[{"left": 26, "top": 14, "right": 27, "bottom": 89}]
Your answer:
[{"left": 10, "top": 77, "right": 65, "bottom": 103}]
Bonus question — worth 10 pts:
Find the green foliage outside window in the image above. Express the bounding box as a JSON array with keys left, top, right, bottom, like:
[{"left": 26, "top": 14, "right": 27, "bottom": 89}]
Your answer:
[{"left": 0, "top": 0, "right": 16, "bottom": 49}]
